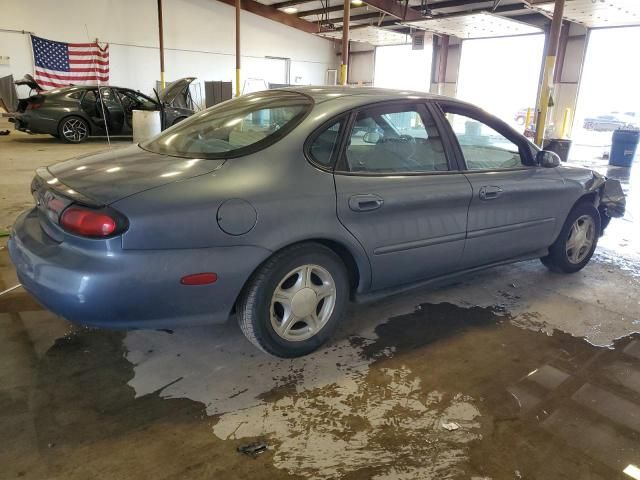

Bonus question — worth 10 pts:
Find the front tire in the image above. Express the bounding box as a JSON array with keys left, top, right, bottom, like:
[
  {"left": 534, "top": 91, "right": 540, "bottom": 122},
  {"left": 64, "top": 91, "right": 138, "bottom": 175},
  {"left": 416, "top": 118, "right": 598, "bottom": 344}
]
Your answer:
[
  {"left": 237, "top": 243, "right": 349, "bottom": 358},
  {"left": 58, "top": 116, "right": 89, "bottom": 143},
  {"left": 541, "top": 202, "right": 600, "bottom": 273}
]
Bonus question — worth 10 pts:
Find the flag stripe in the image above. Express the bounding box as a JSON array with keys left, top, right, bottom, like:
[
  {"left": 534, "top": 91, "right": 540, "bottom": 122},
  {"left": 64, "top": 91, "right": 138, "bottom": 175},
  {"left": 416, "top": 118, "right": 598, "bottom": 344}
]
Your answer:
[
  {"left": 68, "top": 58, "right": 109, "bottom": 65},
  {"left": 36, "top": 70, "right": 109, "bottom": 81},
  {"left": 36, "top": 67, "right": 109, "bottom": 79},
  {"left": 69, "top": 50, "right": 109, "bottom": 59},
  {"left": 35, "top": 79, "right": 107, "bottom": 88}
]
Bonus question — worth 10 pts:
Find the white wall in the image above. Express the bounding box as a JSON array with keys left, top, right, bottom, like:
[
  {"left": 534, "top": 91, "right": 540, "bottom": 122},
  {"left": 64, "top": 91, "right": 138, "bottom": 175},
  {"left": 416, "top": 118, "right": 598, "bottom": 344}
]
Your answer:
[{"left": 0, "top": 0, "right": 338, "bottom": 98}]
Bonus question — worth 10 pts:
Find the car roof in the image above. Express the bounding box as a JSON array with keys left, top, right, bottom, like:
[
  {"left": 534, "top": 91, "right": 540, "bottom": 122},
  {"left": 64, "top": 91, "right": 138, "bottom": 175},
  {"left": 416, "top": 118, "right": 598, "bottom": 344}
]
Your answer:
[{"left": 280, "top": 85, "right": 467, "bottom": 107}]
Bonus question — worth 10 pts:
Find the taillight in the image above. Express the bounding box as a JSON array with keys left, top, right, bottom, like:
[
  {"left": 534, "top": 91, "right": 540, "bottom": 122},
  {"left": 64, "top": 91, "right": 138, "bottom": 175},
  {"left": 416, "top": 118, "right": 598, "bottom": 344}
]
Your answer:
[
  {"left": 26, "top": 102, "right": 42, "bottom": 110},
  {"left": 60, "top": 206, "right": 122, "bottom": 238}
]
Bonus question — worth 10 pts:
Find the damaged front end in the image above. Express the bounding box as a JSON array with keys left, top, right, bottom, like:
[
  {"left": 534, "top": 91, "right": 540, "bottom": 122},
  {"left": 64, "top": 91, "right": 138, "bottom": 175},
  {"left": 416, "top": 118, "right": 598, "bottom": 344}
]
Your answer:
[{"left": 586, "top": 171, "right": 626, "bottom": 232}]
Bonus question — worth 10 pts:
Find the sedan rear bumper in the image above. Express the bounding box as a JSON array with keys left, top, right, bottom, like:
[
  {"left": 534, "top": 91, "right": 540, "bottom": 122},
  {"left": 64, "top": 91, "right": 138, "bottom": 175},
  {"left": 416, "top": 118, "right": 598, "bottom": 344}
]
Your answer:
[{"left": 8, "top": 209, "right": 271, "bottom": 329}]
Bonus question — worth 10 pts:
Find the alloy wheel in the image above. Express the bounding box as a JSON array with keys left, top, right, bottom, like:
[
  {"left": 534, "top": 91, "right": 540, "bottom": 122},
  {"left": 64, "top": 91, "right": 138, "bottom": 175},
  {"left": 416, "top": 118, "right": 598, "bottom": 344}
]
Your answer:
[
  {"left": 270, "top": 264, "right": 336, "bottom": 342},
  {"left": 61, "top": 118, "right": 88, "bottom": 142},
  {"left": 566, "top": 214, "right": 595, "bottom": 264}
]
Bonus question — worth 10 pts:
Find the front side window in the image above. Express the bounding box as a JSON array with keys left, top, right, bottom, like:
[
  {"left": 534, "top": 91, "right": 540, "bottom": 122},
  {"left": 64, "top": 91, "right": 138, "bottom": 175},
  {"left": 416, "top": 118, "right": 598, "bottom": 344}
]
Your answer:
[
  {"left": 141, "top": 91, "right": 312, "bottom": 159},
  {"left": 445, "top": 112, "right": 525, "bottom": 170},
  {"left": 343, "top": 105, "right": 448, "bottom": 173}
]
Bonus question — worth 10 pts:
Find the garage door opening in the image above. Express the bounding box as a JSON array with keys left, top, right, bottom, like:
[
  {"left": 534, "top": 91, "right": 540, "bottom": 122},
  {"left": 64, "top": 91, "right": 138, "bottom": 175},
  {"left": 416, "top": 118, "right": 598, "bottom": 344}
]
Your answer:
[
  {"left": 456, "top": 34, "right": 545, "bottom": 129},
  {"left": 374, "top": 44, "right": 433, "bottom": 92},
  {"left": 571, "top": 26, "right": 640, "bottom": 162}
]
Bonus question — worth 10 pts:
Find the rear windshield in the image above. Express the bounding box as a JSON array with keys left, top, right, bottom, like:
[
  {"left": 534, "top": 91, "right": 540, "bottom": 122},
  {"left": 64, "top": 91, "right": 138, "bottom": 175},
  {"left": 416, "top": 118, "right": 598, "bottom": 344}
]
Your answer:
[{"left": 141, "top": 91, "right": 312, "bottom": 159}]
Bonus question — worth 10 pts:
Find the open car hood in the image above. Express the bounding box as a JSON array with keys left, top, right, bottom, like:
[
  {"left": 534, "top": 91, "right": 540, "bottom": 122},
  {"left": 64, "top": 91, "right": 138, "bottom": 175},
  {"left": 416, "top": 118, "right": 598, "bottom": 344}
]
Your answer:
[
  {"left": 14, "top": 74, "right": 42, "bottom": 91},
  {"left": 159, "top": 77, "right": 196, "bottom": 106}
]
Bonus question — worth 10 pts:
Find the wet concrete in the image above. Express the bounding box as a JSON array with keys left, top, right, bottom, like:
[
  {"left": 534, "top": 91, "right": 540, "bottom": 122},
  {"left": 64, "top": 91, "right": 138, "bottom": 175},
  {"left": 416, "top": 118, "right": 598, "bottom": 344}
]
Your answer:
[{"left": 2, "top": 119, "right": 640, "bottom": 479}]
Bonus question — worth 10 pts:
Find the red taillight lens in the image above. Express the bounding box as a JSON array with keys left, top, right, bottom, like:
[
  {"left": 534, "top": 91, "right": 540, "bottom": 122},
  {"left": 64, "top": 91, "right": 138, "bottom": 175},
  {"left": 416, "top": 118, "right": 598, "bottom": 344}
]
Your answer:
[
  {"left": 60, "top": 207, "right": 117, "bottom": 237},
  {"left": 26, "top": 102, "right": 42, "bottom": 110}
]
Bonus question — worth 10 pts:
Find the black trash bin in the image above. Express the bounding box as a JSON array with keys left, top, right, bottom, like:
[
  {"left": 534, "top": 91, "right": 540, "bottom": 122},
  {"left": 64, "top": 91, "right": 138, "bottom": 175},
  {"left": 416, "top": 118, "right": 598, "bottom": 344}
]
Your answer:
[{"left": 543, "top": 138, "right": 572, "bottom": 162}]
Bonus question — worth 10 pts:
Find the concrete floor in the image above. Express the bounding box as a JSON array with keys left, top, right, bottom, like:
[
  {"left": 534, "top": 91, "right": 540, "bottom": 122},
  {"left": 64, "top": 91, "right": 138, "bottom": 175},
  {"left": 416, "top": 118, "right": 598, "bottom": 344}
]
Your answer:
[{"left": 1, "top": 120, "right": 640, "bottom": 479}]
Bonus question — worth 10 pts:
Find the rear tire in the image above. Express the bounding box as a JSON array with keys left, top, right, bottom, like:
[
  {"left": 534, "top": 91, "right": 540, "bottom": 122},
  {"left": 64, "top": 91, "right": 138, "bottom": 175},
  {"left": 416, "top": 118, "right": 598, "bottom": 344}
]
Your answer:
[
  {"left": 58, "top": 116, "right": 89, "bottom": 143},
  {"left": 237, "top": 243, "right": 349, "bottom": 358},
  {"left": 541, "top": 202, "right": 600, "bottom": 273}
]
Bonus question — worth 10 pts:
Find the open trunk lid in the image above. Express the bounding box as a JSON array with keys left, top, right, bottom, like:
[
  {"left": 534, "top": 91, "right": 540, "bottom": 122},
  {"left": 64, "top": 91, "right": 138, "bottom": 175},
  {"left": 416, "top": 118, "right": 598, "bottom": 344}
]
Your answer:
[
  {"left": 43, "top": 145, "right": 225, "bottom": 205},
  {"left": 159, "top": 77, "right": 196, "bottom": 107},
  {"left": 14, "top": 74, "right": 43, "bottom": 91}
]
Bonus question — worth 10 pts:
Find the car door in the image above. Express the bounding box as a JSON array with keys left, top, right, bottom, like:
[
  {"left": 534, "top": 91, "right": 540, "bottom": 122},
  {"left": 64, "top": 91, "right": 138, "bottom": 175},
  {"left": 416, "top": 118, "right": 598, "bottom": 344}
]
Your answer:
[
  {"left": 331, "top": 101, "right": 472, "bottom": 291},
  {"left": 115, "top": 89, "right": 158, "bottom": 133},
  {"left": 438, "top": 101, "right": 567, "bottom": 268},
  {"left": 97, "top": 87, "right": 125, "bottom": 134}
]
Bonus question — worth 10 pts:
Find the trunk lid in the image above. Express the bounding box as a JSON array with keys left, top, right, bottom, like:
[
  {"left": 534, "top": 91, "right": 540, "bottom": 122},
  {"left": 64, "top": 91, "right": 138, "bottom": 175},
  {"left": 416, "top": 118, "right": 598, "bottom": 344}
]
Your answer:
[
  {"left": 14, "top": 74, "right": 43, "bottom": 91},
  {"left": 45, "top": 145, "right": 225, "bottom": 205},
  {"left": 159, "top": 77, "right": 196, "bottom": 107}
]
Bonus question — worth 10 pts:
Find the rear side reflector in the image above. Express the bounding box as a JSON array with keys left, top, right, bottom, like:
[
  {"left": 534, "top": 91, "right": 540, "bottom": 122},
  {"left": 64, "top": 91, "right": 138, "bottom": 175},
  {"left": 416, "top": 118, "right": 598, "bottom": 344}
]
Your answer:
[
  {"left": 60, "top": 207, "right": 117, "bottom": 237},
  {"left": 180, "top": 273, "right": 218, "bottom": 285}
]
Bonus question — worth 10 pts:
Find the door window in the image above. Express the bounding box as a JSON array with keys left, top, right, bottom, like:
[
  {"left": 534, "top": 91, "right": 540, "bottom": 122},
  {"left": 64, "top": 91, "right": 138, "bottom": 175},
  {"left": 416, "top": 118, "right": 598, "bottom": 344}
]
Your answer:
[
  {"left": 344, "top": 105, "right": 448, "bottom": 173},
  {"left": 445, "top": 112, "right": 524, "bottom": 170},
  {"left": 308, "top": 118, "right": 343, "bottom": 168}
]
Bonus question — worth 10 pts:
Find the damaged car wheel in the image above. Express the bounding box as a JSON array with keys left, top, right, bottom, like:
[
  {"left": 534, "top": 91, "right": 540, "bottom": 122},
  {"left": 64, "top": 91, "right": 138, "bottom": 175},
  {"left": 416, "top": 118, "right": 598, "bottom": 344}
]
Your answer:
[{"left": 541, "top": 202, "right": 600, "bottom": 273}]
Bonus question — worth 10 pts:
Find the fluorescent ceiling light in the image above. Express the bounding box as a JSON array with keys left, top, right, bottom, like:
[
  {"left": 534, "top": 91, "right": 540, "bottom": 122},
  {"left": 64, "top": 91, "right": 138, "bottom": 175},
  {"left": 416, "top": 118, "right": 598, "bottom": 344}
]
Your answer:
[
  {"left": 624, "top": 464, "right": 640, "bottom": 480},
  {"left": 352, "top": 0, "right": 364, "bottom": 5},
  {"left": 283, "top": 6, "right": 298, "bottom": 14}
]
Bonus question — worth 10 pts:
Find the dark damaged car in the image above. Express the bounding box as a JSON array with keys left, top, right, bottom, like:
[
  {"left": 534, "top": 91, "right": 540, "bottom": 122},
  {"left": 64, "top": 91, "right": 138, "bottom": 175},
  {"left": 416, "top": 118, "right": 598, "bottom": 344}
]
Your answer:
[
  {"left": 10, "top": 76, "right": 197, "bottom": 143},
  {"left": 8, "top": 87, "right": 626, "bottom": 358}
]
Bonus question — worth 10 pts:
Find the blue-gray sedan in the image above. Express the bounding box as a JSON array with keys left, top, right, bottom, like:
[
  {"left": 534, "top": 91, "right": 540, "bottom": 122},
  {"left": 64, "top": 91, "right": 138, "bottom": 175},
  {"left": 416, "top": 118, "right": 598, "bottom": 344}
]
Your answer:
[{"left": 8, "top": 87, "right": 625, "bottom": 357}]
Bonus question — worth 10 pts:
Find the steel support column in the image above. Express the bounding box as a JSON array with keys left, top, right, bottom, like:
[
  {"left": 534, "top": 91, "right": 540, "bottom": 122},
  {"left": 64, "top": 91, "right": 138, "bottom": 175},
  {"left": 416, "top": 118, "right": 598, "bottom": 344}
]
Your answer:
[
  {"left": 535, "top": 0, "right": 565, "bottom": 146},
  {"left": 437, "top": 35, "right": 450, "bottom": 95},
  {"left": 341, "top": 0, "right": 350, "bottom": 85},
  {"left": 236, "top": 0, "right": 241, "bottom": 96},
  {"left": 157, "top": 0, "right": 166, "bottom": 89}
]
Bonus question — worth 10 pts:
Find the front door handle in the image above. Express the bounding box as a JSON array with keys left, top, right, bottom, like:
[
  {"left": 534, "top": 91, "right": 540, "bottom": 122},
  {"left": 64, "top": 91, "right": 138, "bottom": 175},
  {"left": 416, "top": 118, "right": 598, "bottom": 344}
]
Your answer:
[
  {"left": 349, "top": 194, "right": 384, "bottom": 212},
  {"left": 479, "top": 185, "right": 503, "bottom": 200}
]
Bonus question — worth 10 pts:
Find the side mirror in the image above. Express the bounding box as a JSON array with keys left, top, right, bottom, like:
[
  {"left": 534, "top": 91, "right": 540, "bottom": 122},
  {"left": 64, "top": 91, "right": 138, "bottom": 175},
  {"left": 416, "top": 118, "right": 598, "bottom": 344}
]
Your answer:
[
  {"left": 537, "top": 150, "right": 561, "bottom": 168},
  {"left": 363, "top": 131, "right": 381, "bottom": 144}
]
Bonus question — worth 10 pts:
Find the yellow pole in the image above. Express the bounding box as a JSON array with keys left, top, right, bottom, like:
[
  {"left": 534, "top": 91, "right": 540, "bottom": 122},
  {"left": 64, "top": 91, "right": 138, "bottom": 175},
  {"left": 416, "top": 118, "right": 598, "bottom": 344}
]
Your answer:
[
  {"left": 561, "top": 107, "right": 571, "bottom": 138},
  {"left": 524, "top": 107, "right": 532, "bottom": 130},
  {"left": 535, "top": 0, "right": 566, "bottom": 147}
]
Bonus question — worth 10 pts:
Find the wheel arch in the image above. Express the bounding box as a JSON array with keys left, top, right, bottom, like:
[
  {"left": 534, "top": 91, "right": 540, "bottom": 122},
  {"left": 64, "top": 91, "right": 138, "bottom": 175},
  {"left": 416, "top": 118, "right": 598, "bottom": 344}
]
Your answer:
[{"left": 231, "top": 237, "right": 370, "bottom": 316}]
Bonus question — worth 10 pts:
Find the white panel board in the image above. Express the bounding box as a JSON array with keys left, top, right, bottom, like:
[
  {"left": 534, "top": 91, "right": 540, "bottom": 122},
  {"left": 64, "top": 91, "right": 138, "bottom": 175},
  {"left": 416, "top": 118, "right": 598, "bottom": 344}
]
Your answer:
[
  {"left": 533, "top": 0, "right": 640, "bottom": 28},
  {"left": 318, "top": 25, "right": 409, "bottom": 45},
  {"left": 406, "top": 12, "right": 541, "bottom": 39}
]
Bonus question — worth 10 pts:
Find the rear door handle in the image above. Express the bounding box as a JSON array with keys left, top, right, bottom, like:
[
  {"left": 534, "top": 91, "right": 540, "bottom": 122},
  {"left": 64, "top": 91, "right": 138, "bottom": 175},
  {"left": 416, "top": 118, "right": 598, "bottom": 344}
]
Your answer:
[
  {"left": 348, "top": 194, "right": 384, "bottom": 212},
  {"left": 479, "top": 185, "right": 503, "bottom": 200}
]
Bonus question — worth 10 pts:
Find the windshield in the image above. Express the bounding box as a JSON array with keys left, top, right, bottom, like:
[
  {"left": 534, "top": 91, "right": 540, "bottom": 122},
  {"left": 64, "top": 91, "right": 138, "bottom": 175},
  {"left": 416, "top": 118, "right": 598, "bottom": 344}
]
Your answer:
[{"left": 141, "top": 91, "right": 312, "bottom": 159}]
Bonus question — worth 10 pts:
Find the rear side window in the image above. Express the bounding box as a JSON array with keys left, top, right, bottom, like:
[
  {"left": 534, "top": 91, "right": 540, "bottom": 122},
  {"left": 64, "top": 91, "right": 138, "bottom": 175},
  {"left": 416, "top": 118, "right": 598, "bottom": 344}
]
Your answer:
[
  {"left": 141, "top": 91, "right": 312, "bottom": 159},
  {"left": 308, "top": 118, "right": 343, "bottom": 168},
  {"left": 342, "top": 104, "right": 448, "bottom": 174}
]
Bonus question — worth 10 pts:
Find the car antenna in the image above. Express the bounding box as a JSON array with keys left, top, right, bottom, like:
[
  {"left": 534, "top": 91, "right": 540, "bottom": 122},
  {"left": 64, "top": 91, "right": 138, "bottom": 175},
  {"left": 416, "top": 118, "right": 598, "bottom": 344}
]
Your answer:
[{"left": 85, "top": 25, "right": 111, "bottom": 147}]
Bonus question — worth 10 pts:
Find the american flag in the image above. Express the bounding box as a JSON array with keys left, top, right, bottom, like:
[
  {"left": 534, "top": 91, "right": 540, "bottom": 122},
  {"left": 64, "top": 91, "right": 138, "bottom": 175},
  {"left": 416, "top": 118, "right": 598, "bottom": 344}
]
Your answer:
[{"left": 31, "top": 35, "right": 109, "bottom": 89}]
